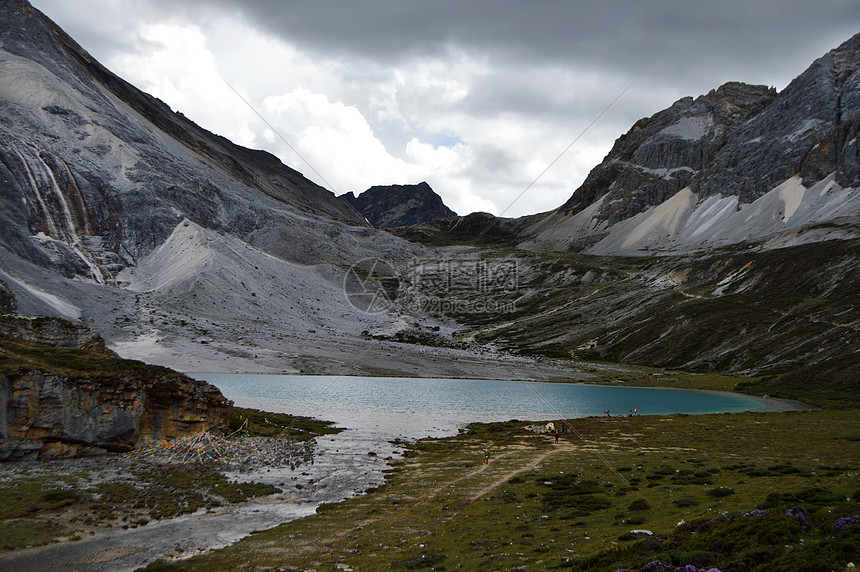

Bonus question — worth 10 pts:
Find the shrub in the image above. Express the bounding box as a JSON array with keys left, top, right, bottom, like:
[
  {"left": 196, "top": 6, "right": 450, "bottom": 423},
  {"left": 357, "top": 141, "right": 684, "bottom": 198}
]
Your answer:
[{"left": 628, "top": 499, "right": 652, "bottom": 511}]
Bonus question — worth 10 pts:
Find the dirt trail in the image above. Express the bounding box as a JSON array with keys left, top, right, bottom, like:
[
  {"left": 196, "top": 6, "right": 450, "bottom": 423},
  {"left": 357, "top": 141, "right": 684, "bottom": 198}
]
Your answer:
[
  {"left": 469, "top": 445, "right": 563, "bottom": 500},
  {"left": 299, "top": 436, "right": 572, "bottom": 565},
  {"left": 440, "top": 441, "right": 569, "bottom": 519}
]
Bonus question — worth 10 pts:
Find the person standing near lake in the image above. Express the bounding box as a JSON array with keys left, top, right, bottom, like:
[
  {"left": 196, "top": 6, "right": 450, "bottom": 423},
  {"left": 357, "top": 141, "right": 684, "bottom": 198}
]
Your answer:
[
  {"left": 485, "top": 449, "right": 490, "bottom": 464},
  {"left": 555, "top": 432, "right": 560, "bottom": 443}
]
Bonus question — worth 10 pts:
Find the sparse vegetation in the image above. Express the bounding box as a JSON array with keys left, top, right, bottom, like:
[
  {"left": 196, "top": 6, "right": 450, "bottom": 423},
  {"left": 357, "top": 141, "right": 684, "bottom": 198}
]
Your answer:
[
  {"left": 139, "top": 408, "right": 859, "bottom": 571},
  {"left": 0, "top": 407, "right": 334, "bottom": 551},
  {"left": 0, "top": 461, "right": 281, "bottom": 551},
  {"left": 0, "top": 336, "right": 188, "bottom": 382},
  {"left": 229, "top": 406, "right": 341, "bottom": 440}
]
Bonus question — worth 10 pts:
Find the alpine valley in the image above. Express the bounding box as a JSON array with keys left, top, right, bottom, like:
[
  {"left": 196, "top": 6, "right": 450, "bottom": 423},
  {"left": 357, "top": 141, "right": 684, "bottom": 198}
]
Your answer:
[
  {"left": 0, "top": 1, "right": 857, "bottom": 406},
  {"left": 1, "top": 2, "right": 859, "bottom": 571}
]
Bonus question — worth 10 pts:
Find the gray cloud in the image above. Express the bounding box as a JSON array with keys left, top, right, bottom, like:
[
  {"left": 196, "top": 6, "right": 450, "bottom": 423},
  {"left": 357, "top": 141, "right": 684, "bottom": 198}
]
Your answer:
[{"left": 158, "top": 0, "right": 859, "bottom": 86}]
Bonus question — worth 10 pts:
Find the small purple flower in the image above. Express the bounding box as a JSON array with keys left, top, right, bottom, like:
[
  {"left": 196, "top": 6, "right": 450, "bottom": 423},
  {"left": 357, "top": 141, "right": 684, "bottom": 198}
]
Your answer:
[
  {"left": 740, "top": 509, "right": 768, "bottom": 518},
  {"left": 619, "top": 561, "right": 721, "bottom": 572},
  {"left": 786, "top": 506, "right": 809, "bottom": 531},
  {"left": 834, "top": 514, "right": 860, "bottom": 533},
  {"left": 641, "top": 561, "right": 672, "bottom": 571}
]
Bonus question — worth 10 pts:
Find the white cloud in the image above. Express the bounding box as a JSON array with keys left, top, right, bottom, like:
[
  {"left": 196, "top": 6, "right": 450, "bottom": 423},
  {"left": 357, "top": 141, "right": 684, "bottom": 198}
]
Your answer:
[
  {"left": 99, "top": 17, "right": 605, "bottom": 217},
  {"left": 262, "top": 88, "right": 411, "bottom": 193},
  {"left": 41, "top": 0, "right": 829, "bottom": 219},
  {"left": 106, "top": 23, "right": 264, "bottom": 149},
  {"left": 29, "top": 0, "right": 859, "bottom": 218}
]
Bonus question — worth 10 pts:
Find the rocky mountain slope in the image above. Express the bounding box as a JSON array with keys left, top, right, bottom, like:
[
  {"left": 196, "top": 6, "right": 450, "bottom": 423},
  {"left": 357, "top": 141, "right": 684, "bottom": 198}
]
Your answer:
[
  {"left": 394, "top": 239, "right": 859, "bottom": 403},
  {"left": 522, "top": 34, "right": 860, "bottom": 255},
  {"left": 0, "top": 0, "right": 431, "bottom": 371},
  {"left": 340, "top": 182, "right": 457, "bottom": 228},
  {"left": 0, "top": 0, "right": 855, "bottom": 397},
  {"left": 383, "top": 34, "right": 859, "bottom": 399},
  {"left": 0, "top": 315, "right": 231, "bottom": 460}
]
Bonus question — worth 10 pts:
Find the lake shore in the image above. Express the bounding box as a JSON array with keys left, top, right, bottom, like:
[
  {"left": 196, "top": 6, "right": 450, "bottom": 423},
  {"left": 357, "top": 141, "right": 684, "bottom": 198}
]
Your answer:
[
  {"left": 0, "top": 383, "right": 817, "bottom": 570},
  {"left": 0, "top": 430, "right": 389, "bottom": 571},
  {"left": 136, "top": 408, "right": 860, "bottom": 571}
]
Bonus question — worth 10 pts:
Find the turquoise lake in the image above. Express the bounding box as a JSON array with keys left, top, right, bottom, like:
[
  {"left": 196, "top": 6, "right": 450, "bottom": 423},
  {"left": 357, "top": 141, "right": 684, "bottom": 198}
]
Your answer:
[{"left": 190, "top": 374, "right": 783, "bottom": 419}]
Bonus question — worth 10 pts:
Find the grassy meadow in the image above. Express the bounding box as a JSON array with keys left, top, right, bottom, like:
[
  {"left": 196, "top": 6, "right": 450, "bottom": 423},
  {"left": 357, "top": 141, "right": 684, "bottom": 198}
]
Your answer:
[{"left": 143, "top": 408, "right": 859, "bottom": 571}]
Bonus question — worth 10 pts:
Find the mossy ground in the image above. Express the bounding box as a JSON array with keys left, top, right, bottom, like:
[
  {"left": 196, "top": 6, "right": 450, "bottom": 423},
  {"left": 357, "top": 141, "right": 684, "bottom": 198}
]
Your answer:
[
  {"left": 229, "top": 406, "right": 341, "bottom": 440},
  {"left": 0, "top": 336, "right": 187, "bottom": 381},
  {"left": 143, "top": 409, "right": 859, "bottom": 571}
]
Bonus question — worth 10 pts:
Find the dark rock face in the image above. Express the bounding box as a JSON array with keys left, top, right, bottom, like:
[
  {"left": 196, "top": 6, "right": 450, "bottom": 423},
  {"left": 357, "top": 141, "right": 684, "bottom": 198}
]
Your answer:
[
  {"left": 340, "top": 182, "right": 457, "bottom": 228},
  {"left": 0, "top": 316, "right": 232, "bottom": 460},
  {"left": 0, "top": 367, "right": 231, "bottom": 460},
  {"left": 692, "top": 33, "right": 860, "bottom": 200},
  {"left": 556, "top": 33, "right": 860, "bottom": 226},
  {"left": 0, "top": 280, "right": 15, "bottom": 314},
  {"left": 559, "top": 82, "right": 778, "bottom": 223}
]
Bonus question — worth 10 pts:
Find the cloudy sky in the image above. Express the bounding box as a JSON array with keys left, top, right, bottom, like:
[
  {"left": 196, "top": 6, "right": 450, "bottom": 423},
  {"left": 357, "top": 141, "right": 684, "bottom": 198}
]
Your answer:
[{"left": 30, "top": 1, "right": 859, "bottom": 217}]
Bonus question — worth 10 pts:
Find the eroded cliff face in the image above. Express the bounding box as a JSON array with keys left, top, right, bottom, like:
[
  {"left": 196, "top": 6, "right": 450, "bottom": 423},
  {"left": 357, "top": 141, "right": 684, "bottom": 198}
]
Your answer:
[
  {"left": 0, "top": 316, "right": 232, "bottom": 461},
  {"left": 0, "top": 314, "right": 111, "bottom": 353},
  {"left": 0, "top": 368, "right": 231, "bottom": 460}
]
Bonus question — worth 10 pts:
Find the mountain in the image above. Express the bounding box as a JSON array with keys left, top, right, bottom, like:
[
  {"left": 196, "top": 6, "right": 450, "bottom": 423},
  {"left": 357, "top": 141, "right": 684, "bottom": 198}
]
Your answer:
[
  {"left": 340, "top": 182, "right": 457, "bottom": 228},
  {"left": 0, "top": 0, "right": 380, "bottom": 276},
  {"left": 382, "top": 35, "right": 859, "bottom": 401},
  {"left": 0, "top": 0, "right": 426, "bottom": 373},
  {"left": 522, "top": 33, "right": 860, "bottom": 255},
  {"left": 0, "top": 0, "right": 856, "bottom": 398}
]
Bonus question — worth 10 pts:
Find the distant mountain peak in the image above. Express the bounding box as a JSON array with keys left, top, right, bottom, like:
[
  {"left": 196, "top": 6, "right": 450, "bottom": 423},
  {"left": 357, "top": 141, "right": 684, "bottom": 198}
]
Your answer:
[{"left": 340, "top": 182, "right": 457, "bottom": 228}]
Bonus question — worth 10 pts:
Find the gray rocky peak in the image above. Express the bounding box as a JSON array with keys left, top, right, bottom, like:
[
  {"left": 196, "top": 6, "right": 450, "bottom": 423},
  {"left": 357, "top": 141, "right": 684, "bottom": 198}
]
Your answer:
[
  {"left": 340, "top": 182, "right": 457, "bottom": 228},
  {"left": 691, "top": 32, "right": 860, "bottom": 201},
  {"left": 530, "top": 33, "right": 860, "bottom": 254},
  {"left": 558, "top": 82, "right": 777, "bottom": 225}
]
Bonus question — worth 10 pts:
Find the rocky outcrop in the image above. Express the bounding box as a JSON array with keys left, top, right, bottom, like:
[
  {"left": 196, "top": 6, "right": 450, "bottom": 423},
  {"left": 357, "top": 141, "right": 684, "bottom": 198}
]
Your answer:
[
  {"left": 0, "top": 367, "right": 231, "bottom": 460},
  {"left": 527, "top": 33, "right": 860, "bottom": 254},
  {"left": 0, "top": 314, "right": 112, "bottom": 353},
  {"left": 691, "top": 33, "right": 860, "bottom": 201},
  {"left": 0, "top": 317, "right": 232, "bottom": 460},
  {"left": 556, "top": 82, "right": 777, "bottom": 224},
  {"left": 340, "top": 182, "right": 457, "bottom": 228}
]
